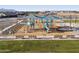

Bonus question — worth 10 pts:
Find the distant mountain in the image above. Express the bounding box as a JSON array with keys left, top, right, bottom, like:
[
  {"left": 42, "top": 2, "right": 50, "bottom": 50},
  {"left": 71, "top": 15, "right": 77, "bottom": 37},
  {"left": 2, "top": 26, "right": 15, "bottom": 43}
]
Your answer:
[
  {"left": 0, "top": 8, "right": 25, "bottom": 18},
  {"left": 0, "top": 8, "right": 17, "bottom": 12}
]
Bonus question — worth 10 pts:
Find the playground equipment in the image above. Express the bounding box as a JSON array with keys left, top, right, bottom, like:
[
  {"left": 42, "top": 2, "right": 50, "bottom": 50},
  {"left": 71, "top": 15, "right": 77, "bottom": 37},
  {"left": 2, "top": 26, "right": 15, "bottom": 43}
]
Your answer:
[
  {"left": 19, "top": 14, "right": 64, "bottom": 33},
  {"left": 1, "top": 14, "right": 77, "bottom": 36}
]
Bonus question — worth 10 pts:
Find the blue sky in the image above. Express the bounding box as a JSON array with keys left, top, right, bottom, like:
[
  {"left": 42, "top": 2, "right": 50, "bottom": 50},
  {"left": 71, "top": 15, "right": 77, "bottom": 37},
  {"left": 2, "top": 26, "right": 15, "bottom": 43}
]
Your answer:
[{"left": 0, "top": 5, "right": 79, "bottom": 11}]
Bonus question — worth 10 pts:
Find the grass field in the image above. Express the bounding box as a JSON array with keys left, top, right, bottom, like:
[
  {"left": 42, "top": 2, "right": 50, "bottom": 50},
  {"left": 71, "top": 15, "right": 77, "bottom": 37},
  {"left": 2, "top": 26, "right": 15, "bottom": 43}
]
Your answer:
[
  {"left": 0, "top": 40, "right": 79, "bottom": 53},
  {"left": 64, "top": 20, "right": 79, "bottom": 23}
]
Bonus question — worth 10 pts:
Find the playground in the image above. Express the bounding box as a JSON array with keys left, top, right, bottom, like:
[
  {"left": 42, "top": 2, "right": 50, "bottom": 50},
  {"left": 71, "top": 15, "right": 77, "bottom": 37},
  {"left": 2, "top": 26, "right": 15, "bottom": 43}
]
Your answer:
[
  {"left": 10, "top": 15, "right": 70, "bottom": 35},
  {"left": 0, "top": 14, "right": 79, "bottom": 39}
]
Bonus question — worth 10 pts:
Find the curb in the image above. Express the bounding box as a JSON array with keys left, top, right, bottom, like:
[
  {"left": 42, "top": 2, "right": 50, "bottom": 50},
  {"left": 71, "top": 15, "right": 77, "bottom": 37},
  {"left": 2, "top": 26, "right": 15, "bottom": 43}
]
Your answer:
[{"left": 0, "top": 35, "right": 79, "bottom": 40}]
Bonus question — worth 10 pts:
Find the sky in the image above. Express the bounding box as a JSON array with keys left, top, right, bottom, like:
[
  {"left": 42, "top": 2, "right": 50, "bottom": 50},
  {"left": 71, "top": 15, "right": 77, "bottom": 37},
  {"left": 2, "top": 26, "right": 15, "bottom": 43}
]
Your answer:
[{"left": 0, "top": 5, "right": 79, "bottom": 11}]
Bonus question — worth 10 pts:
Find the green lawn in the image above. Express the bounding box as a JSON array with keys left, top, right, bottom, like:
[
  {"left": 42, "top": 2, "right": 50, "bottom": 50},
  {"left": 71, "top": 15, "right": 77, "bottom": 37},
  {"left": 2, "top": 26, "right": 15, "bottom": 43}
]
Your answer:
[
  {"left": 0, "top": 40, "right": 79, "bottom": 53},
  {"left": 64, "top": 20, "right": 79, "bottom": 23}
]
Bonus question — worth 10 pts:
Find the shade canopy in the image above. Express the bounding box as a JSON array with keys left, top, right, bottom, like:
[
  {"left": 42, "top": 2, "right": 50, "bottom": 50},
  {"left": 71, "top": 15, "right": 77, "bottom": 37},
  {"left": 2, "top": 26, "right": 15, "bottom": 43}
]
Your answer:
[{"left": 25, "top": 15, "right": 62, "bottom": 20}]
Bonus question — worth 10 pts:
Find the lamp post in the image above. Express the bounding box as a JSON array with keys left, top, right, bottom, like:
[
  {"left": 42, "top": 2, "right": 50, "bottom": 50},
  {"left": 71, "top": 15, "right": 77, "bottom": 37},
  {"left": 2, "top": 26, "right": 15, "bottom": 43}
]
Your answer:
[{"left": 74, "top": 16, "right": 77, "bottom": 31}]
